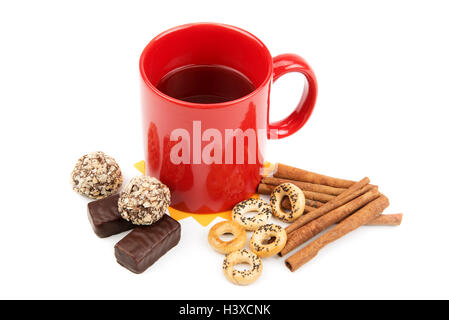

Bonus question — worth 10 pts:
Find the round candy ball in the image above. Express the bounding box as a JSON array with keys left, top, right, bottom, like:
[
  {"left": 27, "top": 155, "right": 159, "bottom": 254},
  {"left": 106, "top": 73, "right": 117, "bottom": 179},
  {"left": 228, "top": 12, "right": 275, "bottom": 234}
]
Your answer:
[
  {"left": 118, "top": 176, "right": 171, "bottom": 225},
  {"left": 71, "top": 151, "right": 123, "bottom": 199}
]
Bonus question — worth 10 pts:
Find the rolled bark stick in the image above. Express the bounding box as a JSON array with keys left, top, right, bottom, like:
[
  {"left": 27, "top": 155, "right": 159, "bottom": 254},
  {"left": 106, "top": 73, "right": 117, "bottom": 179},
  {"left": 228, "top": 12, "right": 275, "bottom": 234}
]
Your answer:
[
  {"left": 303, "top": 190, "right": 335, "bottom": 203},
  {"left": 285, "top": 195, "right": 389, "bottom": 272},
  {"left": 293, "top": 198, "right": 401, "bottom": 226},
  {"left": 303, "top": 206, "right": 315, "bottom": 214},
  {"left": 257, "top": 183, "right": 275, "bottom": 195},
  {"left": 285, "top": 178, "right": 372, "bottom": 234},
  {"left": 282, "top": 197, "right": 324, "bottom": 209},
  {"left": 289, "top": 210, "right": 401, "bottom": 227},
  {"left": 261, "top": 177, "right": 346, "bottom": 196},
  {"left": 258, "top": 183, "right": 334, "bottom": 203},
  {"left": 284, "top": 198, "right": 400, "bottom": 226},
  {"left": 274, "top": 163, "right": 355, "bottom": 188},
  {"left": 280, "top": 189, "right": 380, "bottom": 256},
  {"left": 305, "top": 199, "right": 325, "bottom": 208},
  {"left": 365, "top": 213, "right": 402, "bottom": 226},
  {"left": 285, "top": 201, "right": 399, "bottom": 226}
]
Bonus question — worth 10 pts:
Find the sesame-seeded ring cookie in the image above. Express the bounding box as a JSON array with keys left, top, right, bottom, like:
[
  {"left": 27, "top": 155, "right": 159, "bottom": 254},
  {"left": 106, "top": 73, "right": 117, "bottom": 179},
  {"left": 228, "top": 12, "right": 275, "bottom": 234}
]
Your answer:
[
  {"left": 208, "top": 221, "right": 247, "bottom": 254},
  {"left": 232, "top": 198, "right": 272, "bottom": 231},
  {"left": 249, "top": 224, "right": 287, "bottom": 258},
  {"left": 270, "top": 183, "right": 305, "bottom": 222},
  {"left": 222, "top": 249, "right": 263, "bottom": 285}
]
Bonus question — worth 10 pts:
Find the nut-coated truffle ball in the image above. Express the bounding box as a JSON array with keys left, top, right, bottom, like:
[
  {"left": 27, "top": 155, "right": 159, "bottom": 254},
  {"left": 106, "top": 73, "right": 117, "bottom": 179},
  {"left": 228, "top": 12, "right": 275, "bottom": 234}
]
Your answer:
[
  {"left": 71, "top": 151, "right": 123, "bottom": 199},
  {"left": 118, "top": 176, "right": 171, "bottom": 225}
]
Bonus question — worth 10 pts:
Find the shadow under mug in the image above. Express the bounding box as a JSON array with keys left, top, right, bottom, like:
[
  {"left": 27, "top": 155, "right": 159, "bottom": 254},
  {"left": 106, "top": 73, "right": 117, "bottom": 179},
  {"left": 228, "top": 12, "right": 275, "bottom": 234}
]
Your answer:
[{"left": 139, "top": 23, "right": 317, "bottom": 213}]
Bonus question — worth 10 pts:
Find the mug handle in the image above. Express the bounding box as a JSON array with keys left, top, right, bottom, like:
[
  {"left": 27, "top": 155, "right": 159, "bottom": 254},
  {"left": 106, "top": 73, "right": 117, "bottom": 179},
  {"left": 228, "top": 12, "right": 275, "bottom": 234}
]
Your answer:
[{"left": 268, "top": 54, "right": 318, "bottom": 139}]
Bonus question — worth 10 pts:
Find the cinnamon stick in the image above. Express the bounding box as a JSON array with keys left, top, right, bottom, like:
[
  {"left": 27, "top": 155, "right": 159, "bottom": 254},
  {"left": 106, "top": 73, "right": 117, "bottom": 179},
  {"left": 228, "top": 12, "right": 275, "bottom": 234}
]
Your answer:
[
  {"left": 305, "top": 199, "right": 324, "bottom": 208},
  {"left": 287, "top": 204, "right": 400, "bottom": 226},
  {"left": 365, "top": 213, "right": 402, "bottom": 226},
  {"left": 275, "top": 163, "right": 355, "bottom": 188},
  {"left": 285, "top": 200, "right": 401, "bottom": 228},
  {"left": 302, "top": 190, "right": 335, "bottom": 203},
  {"left": 258, "top": 183, "right": 334, "bottom": 203},
  {"left": 257, "top": 183, "right": 274, "bottom": 195},
  {"left": 289, "top": 199, "right": 401, "bottom": 226},
  {"left": 285, "top": 177, "right": 372, "bottom": 234},
  {"left": 290, "top": 207, "right": 401, "bottom": 226},
  {"left": 280, "top": 189, "right": 380, "bottom": 256},
  {"left": 303, "top": 206, "right": 315, "bottom": 214},
  {"left": 261, "top": 177, "right": 346, "bottom": 196},
  {"left": 285, "top": 195, "right": 389, "bottom": 272}
]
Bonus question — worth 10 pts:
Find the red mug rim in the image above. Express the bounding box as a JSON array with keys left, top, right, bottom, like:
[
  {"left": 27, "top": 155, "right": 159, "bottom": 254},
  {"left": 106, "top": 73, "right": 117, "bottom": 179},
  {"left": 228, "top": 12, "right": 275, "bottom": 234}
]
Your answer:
[{"left": 139, "top": 22, "right": 273, "bottom": 109}]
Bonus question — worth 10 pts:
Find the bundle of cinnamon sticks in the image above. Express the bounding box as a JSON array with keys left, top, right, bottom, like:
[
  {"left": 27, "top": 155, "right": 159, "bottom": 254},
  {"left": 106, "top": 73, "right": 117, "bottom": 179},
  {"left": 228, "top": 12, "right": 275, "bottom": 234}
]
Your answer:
[{"left": 257, "top": 163, "right": 402, "bottom": 272}]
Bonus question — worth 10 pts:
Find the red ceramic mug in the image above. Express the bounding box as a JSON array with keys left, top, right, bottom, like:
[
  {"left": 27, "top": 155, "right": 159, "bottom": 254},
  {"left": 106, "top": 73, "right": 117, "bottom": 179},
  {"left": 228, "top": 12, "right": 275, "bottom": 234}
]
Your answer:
[{"left": 139, "top": 23, "right": 317, "bottom": 213}]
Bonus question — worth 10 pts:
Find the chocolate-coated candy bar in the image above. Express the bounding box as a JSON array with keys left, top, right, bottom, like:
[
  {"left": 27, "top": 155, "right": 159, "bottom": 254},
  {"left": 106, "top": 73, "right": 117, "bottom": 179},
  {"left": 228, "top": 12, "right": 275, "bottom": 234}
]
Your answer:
[
  {"left": 114, "top": 215, "right": 181, "bottom": 273},
  {"left": 87, "top": 193, "right": 134, "bottom": 238}
]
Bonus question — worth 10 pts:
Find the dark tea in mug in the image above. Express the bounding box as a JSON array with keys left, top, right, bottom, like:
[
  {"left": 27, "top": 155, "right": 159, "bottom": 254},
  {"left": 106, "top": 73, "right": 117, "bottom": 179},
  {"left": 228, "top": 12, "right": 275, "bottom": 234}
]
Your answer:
[{"left": 156, "top": 64, "right": 255, "bottom": 104}]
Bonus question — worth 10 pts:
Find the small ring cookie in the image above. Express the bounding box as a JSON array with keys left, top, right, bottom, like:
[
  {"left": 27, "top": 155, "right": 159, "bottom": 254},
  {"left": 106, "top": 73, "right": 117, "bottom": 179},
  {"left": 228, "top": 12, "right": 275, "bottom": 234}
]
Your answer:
[
  {"left": 270, "top": 183, "right": 305, "bottom": 222},
  {"left": 249, "top": 224, "right": 287, "bottom": 258},
  {"left": 208, "top": 221, "right": 246, "bottom": 254},
  {"left": 222, "top": 249, "right": 263, "bottom": 285},
  {"left": 232, "top": 198, "right": 272, "bottom": 231}
]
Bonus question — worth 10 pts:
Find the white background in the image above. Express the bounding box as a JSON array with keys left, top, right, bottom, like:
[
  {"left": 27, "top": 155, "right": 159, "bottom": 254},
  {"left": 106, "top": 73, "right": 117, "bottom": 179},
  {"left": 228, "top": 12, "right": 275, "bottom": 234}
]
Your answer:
[{"left": 1, "top": 0, "right": 448, "bottom": 300}]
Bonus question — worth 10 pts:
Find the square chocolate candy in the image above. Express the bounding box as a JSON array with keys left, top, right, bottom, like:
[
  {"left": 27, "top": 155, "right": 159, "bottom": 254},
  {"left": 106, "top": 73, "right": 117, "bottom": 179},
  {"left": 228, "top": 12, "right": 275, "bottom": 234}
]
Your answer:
[
  {"left": 114, "top": 214, "right": 181, "bottom": 273},
  {"left": 87, "top": 193, "right": 134, "bottom": 238}
]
